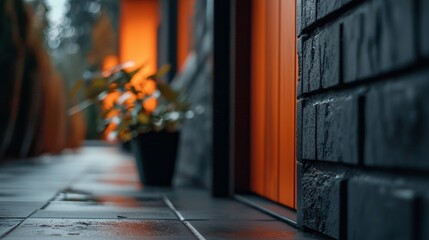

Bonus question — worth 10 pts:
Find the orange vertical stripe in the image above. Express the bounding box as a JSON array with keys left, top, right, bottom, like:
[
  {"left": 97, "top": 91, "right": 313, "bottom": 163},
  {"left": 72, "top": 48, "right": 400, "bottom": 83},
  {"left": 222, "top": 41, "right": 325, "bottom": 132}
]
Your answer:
[
  {"left": 119, "top": 0, "right": 159, "bottom": 75},
  {"left": 278, "top": 0, "right": 297, "bottom": 208},
  {"left": 264, "top": 0, "right": 280, "bottom": 201},
  {"left": 178, "top": 0, "right": 195, "bottom": 71},
  {"left": 250, "top": 0, "right": 267, "bottom": 196}
]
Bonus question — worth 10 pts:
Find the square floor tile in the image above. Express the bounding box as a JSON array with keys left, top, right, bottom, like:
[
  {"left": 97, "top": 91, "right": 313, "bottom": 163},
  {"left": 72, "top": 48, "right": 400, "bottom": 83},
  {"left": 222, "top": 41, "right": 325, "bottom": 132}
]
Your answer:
[
  {"left": 0, "top": 188, "right": 56, "bottom": 202},
  {"left": 47, "top": 197, "right": 166, "bottom": 210},
  {"left": 4, "top": 219, "right": 194, "bottom": 239},
  {"left": 177, "top": 207, "right": 275, "bottom": 220},
  {"left": 188, "top": 220, "right": 320, "bottom": 240},
  {"left": 0, "top": 202, "right": 45, "bottom": 218},
  {"left": 31, "top": 208, "right": 177, "bottom": 220},
  {"left": 0, "top": 219, "right": 22, "bottom": 237}
]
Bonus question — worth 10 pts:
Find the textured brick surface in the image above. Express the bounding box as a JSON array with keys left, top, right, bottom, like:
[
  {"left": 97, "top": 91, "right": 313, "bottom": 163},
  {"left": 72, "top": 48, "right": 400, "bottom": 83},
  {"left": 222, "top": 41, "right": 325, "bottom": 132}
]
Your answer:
[
  {"left": 316, "top": 96, "right": 359, "bottom": 164},
  {"left": 302, "top": 103, "right": 316, "bottom": 160},
  {"left": 301, "top": 162, "right": 346, "bottom": 239},
  {"left": 297, "top": 37, "right": 304, "bottom": 97},
  {"left": 342, "top": 5, "right": 375, "bottom": 82},
  {"left": 298, "top": 0, "right": 429, "bottom": 238},
  {"left": 348, "top": 178, "right": 415, "bottom": 240},
  {"left": 303, "top": 35, "right": 320, "bottom": 93},
  {"left": 302, "top": 0, "right": 317, "bottom": 29},
  {"left": 303, "top": 25, "right": 340, "bottom": 92},
  {"left": 297, "top": 0, "right": 303, "bottom": 35},
  {"left": 320, "top": 25, "right": 340, "bottom": 88},
  {"left": 343, "top": 0, "right": 416, "bottom": 82},
  {"left": 365, "top": 72, "right": 429, "bottom": 169},
  {"left": 375, "top": 0, "right": 416, "bottom": 72},
  {"left": 297, "top": 100, "right": 303, "bottom": 161},
  {"left": 317, "top": 0, "right": 342, "bottom": 20}
]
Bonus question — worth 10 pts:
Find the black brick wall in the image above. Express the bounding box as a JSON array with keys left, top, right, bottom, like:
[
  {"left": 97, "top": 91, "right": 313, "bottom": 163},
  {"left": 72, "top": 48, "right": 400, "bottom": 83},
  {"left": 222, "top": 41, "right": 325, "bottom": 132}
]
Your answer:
[{"left": 297, "top": 0, "right": 429, "bottom": 239}]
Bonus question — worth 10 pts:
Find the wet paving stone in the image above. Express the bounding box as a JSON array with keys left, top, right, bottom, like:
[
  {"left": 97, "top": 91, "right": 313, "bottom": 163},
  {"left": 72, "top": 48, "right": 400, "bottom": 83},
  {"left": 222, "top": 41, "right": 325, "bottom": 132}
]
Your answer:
[
  {"left": 47, "top": 197, "right": 166, "bottom": 209},
  {"left": 178, "top": 207, "right": 275, "bottom": 220},
  {"left": 189, "top": 220, "right": 320, "bottom": 240},
  {"left": 4, "top": 219, "right": 194, "bottom": 239},
  {"left": 31, "top": 208, "right": 177, "bottom": 220},
  {"left": 0, "top": 189, "right": 57, "bottom": 202},
  {"left": 0, "top": 146, "right": 320, "bottom": 239},
  {"left": 0, "top": 219, "right": 22, "bottom": 237},
  {"left": 0, "top": 202, "right": 45, "bottom": 218}
]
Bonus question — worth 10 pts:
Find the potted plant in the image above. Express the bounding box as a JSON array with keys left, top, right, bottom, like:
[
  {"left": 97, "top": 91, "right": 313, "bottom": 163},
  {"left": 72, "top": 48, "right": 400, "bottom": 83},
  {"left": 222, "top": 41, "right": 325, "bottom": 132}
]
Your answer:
[{"left": 70, "top": 63, "right": 192, "bottom": 186}]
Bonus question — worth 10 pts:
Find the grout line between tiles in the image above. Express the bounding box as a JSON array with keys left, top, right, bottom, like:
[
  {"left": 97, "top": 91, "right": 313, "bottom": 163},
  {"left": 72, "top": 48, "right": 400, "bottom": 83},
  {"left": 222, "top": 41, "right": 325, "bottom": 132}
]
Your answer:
[
  {"left": 0, "top": 210, "right": 37, "bottom": 239},
  {"left": 162, "top": 196, "right": 206, "bottom": 240}
]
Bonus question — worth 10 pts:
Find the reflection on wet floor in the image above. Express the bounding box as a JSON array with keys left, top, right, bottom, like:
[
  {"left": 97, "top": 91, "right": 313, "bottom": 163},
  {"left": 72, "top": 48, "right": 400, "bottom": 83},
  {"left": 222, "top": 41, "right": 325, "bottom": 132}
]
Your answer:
[{"left": 0, "top": 146, "right": 321, "bottom": 239}]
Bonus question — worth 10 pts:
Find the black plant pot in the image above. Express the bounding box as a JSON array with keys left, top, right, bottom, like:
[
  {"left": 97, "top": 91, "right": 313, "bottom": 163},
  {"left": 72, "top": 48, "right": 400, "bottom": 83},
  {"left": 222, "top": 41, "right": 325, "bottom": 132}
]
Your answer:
[{"left": 131, "top": 131, "right": 179, "bottom": 186}]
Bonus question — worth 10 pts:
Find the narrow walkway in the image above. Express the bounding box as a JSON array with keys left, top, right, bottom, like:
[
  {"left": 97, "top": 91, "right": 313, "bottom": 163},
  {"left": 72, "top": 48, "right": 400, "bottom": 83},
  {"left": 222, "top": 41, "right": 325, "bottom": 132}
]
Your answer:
[{"left": 0, "top": 146, "right": 319, "bottom": 239}]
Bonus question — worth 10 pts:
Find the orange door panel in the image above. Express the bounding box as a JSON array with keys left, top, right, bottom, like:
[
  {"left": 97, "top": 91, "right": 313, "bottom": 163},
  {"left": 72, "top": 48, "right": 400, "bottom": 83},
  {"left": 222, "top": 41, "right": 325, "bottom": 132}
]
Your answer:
[
  {"left": 278, "top": 0, "right": 297, "bottom": 208},
  {"left": 264, "top": 0, "right": 280, "bottom": 202},
  {"left": 250, "top": 0, "right": 296, "bottom": 209},
  {"left": 250, "top": 0, "right": 267, "bottom": 196}
]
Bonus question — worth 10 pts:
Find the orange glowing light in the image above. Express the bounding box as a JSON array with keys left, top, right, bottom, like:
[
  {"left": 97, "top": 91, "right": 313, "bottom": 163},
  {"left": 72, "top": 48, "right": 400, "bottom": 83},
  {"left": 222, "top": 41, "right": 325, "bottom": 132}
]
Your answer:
[
  {"left": 119, "top": 0, "right": 159, "bottom": 75},
  {"left": 178, "top": 0, "right": 195, "bottom": 70}
]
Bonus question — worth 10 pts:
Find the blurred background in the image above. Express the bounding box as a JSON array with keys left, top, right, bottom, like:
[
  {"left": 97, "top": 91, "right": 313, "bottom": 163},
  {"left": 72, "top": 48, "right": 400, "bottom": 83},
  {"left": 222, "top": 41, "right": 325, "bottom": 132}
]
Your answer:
[{"left": 1, "top": 0, "right": 213, "bottom": 188}]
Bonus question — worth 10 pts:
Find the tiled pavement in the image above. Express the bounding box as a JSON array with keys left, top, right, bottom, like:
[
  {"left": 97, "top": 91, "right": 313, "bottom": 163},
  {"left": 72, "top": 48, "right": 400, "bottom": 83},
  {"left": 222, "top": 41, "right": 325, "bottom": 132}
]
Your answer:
[{"left": 0, "top": 146, "right": 320, "bottom": 239}]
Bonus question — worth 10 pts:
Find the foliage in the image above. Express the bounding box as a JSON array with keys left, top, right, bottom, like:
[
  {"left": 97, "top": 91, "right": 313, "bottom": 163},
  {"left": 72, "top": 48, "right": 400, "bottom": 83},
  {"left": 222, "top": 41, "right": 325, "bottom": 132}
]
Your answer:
[{"left": 70, "top": 63, "right": 192, "bottom": 142}]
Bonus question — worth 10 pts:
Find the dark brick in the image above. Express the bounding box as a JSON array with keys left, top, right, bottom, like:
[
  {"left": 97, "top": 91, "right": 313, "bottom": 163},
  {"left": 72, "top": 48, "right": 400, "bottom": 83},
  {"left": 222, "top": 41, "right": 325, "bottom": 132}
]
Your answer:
[
  {"left": 348, "top": 177, "right": 415, "bottom": 240},
  {"left": 297, "top": 37, "right": 304, "bottom": 97},
  {"left": 297, "top": 100, "right": 303, "bottom": 161},
  {"left": 343, "top": 0, "right": 416, "bottom": 82},
  {"left": 421, "top": 0, "right": 429, "bottom": 56},
  {"left": 297, "top": 0, "right": 303, "bottom": 35},
  {"left": 375, "top": 0, "right": 416, "bottom": 72},
  {"left": 301, "top": 163, "right": 345, "bottom": 239},
  {"left": 302, "top": 0, "right": 316, "bottom": 30},
  {"left": 303, "top": 25, "right": 340, "bottom": 92},
  {"left": 302, "top": 102, "right": 316, "bottom": 160},
  {"left": 320, "top": 25, "right": 340, "bottom": 88},
  {"left": 317, "top": 96, "right": 359, "bottom": 164},
  {"left": 342, "top": 6, "right": 373, "bottom": 82},
  {"left": 317, "top": 0, "right": 342, "bottom": 20},
  {"left": 365, "top": 71, "right": 429, "bottom": 169},
  {"left": 303, "top": 36, "right": 320, "bottom": 93},
  {"left": 297, "top": 79, "right": 303, "bottom": 97}
]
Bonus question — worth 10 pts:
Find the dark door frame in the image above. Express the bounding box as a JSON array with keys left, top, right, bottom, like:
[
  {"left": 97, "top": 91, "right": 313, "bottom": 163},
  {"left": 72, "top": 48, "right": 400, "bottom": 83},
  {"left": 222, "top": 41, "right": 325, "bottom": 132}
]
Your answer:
[{"left": 212, "top": 0, "right": 252, "bottom": 197}]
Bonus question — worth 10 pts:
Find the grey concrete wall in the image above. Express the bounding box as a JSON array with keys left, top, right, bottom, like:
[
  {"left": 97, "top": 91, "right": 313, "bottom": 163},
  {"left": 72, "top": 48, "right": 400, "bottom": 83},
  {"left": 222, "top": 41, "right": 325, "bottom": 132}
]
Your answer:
[{"left": 297, "top": 0, "right": 429, "bottom": 239}]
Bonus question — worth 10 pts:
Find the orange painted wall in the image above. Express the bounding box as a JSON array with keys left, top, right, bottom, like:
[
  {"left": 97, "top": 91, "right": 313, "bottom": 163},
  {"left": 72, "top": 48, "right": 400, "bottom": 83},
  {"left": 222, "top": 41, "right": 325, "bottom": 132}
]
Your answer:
[
  {"left": 119, "top": 0, "right": 159, "bottom": 75},
  {"left": 177, "top": 0, "right": 195, "bottom": 71},
  {"left": 250, "top": 0, "right": 296, "bottom": 209}
]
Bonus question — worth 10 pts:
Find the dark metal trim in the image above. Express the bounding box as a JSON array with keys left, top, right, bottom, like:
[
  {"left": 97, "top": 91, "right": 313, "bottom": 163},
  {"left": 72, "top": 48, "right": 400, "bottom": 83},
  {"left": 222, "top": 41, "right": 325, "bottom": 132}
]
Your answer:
[
  {"left": 234, "top": 194, "right": 298, "bottom": 227},
  {"left": 231, "top": 0, "right": 252, "bottom": 194},
  {"left": 212, "top": 0, "right": 233, "bottom": 197}
]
